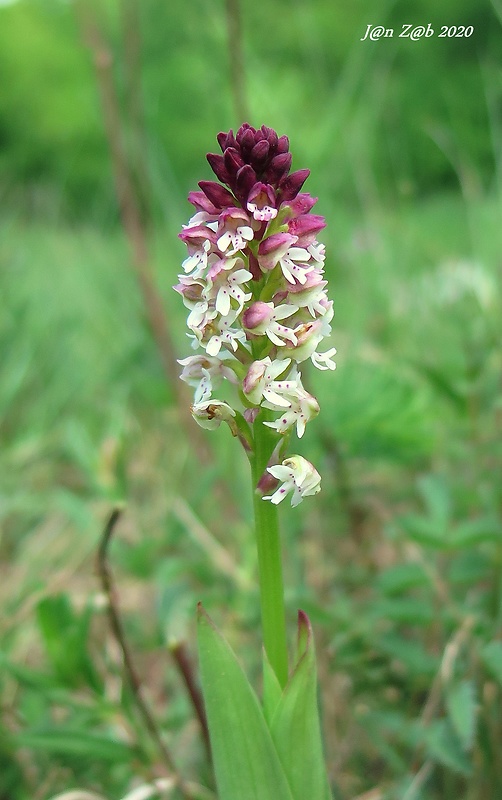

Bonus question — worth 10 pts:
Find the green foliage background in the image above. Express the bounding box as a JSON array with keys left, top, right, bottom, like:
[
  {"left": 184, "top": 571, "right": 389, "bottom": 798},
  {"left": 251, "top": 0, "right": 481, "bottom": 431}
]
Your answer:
[{"left": 1, "top": 1, "right": 502, "bottom": 799}]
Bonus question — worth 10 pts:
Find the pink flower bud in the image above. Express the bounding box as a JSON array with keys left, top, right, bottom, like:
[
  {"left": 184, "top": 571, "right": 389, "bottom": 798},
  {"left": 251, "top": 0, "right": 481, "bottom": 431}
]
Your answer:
[
  {"left": 283, "top": 193, "right": 318, "bottom": 217},
  {"left": 257, "top": 233, "right": 297, "bottom": 270},
  {"left": 242, "top": 301, "right": 274, "bottom": 331},
  {"left": 288, "top": 214, "right": 326, "bottom": 244},
  {"left": 178, "top": 225, "right": 216, "bottom": 248},
  {"left": 242, "top": 360, "right": 268, "bottom": 395},
  {"left": 188, "top": 191, "right": 220, "bottom": 215}
]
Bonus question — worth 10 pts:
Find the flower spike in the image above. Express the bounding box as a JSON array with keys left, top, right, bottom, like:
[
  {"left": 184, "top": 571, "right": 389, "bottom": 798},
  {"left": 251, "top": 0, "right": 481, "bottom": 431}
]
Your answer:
[{"left": 175, "top": 124, "right": 336, "bottom": 505}]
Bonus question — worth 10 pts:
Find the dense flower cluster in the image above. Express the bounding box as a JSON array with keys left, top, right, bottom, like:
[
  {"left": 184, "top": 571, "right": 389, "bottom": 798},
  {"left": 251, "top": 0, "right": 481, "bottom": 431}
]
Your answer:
[{"left": 175, "top": 124, "right": 335, "bottom": 505}]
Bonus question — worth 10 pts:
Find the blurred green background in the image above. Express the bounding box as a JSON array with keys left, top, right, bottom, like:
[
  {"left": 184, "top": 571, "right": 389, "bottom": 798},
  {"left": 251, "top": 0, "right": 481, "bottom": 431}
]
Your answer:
[{"left": 1, "top": 0, "right": 502, "bottom": 799}]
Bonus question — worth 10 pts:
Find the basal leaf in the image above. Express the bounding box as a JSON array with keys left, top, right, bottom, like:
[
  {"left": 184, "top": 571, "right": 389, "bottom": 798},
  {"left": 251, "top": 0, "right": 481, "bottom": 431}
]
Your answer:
[
  {"left": 270, "top": 612, "right": 332, "bottom": 800},
  {"left": 263, "top": 651, "right": 282, "bottom": 726},
  {"left": 197, "top": 605, "right": 294, "bottom": 800}
]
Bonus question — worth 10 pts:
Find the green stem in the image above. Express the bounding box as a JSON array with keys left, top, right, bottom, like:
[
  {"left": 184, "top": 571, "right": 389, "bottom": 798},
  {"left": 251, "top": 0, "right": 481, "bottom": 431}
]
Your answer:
[{"left": 251, "top": 416, "right": 289, "bottom": 688}]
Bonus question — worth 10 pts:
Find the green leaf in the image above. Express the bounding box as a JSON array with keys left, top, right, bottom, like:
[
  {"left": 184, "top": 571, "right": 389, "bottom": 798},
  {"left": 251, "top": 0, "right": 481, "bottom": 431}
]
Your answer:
[
  {"left": 449, "top": 519, "right": 502, "bottom": 548},
  {"left": 377, "top": 633, "right": 438, "bottom": 678},
  {"left": 14, "top": 729, "right": 137, "bottom": 763},
  {"left": 417, "top": 474, "right": 451, "bottom": 526},
  {"left": 426, "top": 719, "right": 473, "bottom": 776},
  {"left": 400, "top": 514, "right": 446, "bottom": 548},
  {"left": 445, "top": 680, "right": 477, "bottom": 751},
  {"left": 263, "top": 651, "right": 282, "bottom": 726},
  {"left": 370, "top": 597, "right": 434, "bottom": 626},
  {"left": 481, "top": 641, "right": 502, "bottom": 686},
  {"left": 36, "top": 594, "right": 102, "bottom": 692},
  {"left": 197, "top": 605, "right": 294, "bottom": 800},
  {"left": 0, "top": 651, "right": 58, "bottom": 691},
  {"left": 412, "top": 363, "right": 467, "bottom": 412},
  {"left": 376, "top": 562, "right": 430, "bottom": 595},
  {"left": 270, "top": 612, "right": 332, "bottom": 800}
]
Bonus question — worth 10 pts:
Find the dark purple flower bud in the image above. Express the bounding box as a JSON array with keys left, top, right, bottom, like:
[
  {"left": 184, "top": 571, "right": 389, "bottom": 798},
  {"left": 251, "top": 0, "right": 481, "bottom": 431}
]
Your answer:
[
  {"left": 198, "top": 180, "right": 236, "bottom": 209},
  {"left": 235, "top": 164, "right": 257, "bottom": 200},
  {"left": 217, "top": 129, "right": 236, "bottom": 151},
  {"left": 224, "top": 147, "right": 245, "bottom": 174},
  {"left": 261, "top": 125, "right": 278, "bottom": 150},
  {"left": 276, "top": 135, "right": 290, "bottom": 154},
  {"left": 278, "top": 169, "right": 310, "bottom": 201},
  {"left": 239, "top": 126, "right": 256, "bottom": 156},
  {"left": 207, "top": 152, "right": 231, "bottom": 184},
  {"left": 251, "top": 139, "right": 270, "bottom": 164},
  {"left": 236, "top": 123, "right": 254, "bottom": 144},
  {"left": 188, "top": 191, "right": 220, "bottom": 215},
  {"left": 268, "top": 153, "right": 292, "bottom": 178}
]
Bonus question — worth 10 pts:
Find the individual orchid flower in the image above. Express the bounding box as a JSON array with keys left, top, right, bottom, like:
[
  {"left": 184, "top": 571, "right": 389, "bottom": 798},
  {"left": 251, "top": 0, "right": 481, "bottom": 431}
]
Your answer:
[
  {"left": 242, "top": 301, "right": 298, "bottom": 347},
  {"left": 246, "top": 182, "right": 278, "bottom": 222},
  {"left": 178, "top": 225, "right": 216, "bottom": 274},
  {"left": 216, "top": 208, "right": 254, "bottom": 255},
  {"left": 263, "top": 386, "right": 320, "bottom": 438},
  {"left": 263, "top": 456, "right": 321, "bottom": 507},
  {"left": 203, "top": 313, "right": 247, "bottom": 356},
  {"left": 178, "top": 354, "right": 239, "bottom": 387},
  {"left": 206, "top": 266, "right": 253, "bottom": 317},
  {"left": 242, "top": 357, "right": 297, "bottom": 407},
  {"left": 191, "top": 399, "right": 237, "bottom": 431},
  {"left": 258, "top": 233, "right": 314, "bottom": 285}
]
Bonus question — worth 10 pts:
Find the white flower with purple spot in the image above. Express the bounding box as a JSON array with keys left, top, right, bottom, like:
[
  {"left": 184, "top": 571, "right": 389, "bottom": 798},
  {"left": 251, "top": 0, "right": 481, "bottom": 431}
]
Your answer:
[
  {"left": 263, "top": 386, "right": 320, "bottom": 438},
  {"left": 216, "top": 208, "right": 254, "bottom": 255},
  {"left": 243, "top": 357, "right": 297, "bottom": 407},
  {"left": 263, "top": 456, "right": 321, "bottom": 507}
]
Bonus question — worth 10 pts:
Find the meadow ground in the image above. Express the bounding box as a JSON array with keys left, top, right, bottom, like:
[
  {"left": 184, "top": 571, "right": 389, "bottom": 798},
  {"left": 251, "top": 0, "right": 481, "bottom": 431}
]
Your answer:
[{"left": 1, "top": 188, "right": 501, "bottom": 799}]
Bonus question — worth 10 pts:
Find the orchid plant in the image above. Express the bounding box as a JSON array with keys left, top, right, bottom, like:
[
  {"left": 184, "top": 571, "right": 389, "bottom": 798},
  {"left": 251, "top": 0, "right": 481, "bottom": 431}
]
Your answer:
[{"left": 175, "top": 124, "right": 335, "bottom": 800}]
